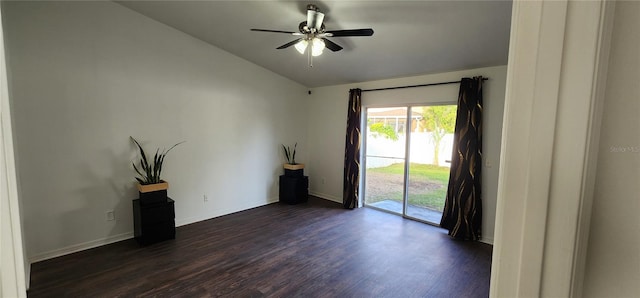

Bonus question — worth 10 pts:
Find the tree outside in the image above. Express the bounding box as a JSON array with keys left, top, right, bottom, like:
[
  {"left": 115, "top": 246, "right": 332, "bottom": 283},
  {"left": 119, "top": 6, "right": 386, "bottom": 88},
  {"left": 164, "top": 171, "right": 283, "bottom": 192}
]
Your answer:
[
  {"left": 368, "top": 122, "right": 399, "bottom": 141},
  {"left": 414, "top": 106, "right": 457, "bottom": 166}
]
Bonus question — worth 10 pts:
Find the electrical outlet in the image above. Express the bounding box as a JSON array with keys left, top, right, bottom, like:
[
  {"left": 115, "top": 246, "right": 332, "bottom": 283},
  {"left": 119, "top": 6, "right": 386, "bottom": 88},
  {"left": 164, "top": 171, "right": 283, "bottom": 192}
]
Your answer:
[
  {"left": 106, "top": 211, "right": 115, "bottom": 221},
  {"left": 321, "top": 177, "right": 326, "bottom": 185},
  {"left": 204, "top": 194, "right": 208, "bottom": 202}
]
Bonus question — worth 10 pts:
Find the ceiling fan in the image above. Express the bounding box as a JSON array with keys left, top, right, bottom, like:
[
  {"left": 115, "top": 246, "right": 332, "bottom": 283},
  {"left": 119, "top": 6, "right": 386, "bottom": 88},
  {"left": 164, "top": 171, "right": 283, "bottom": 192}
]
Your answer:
[{"left": 251, "top": 4, "right": 374, "bottom": 67}]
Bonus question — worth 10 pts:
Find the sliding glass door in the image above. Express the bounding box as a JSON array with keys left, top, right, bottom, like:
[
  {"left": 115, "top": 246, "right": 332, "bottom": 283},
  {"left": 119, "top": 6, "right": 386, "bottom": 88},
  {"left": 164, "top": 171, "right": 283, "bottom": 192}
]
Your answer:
[
  {"left": 364, "top": 105, "right": 456, "bottom": 225},
  {"left": 364, "top": 107, "right": 408, "bottom": 215}
]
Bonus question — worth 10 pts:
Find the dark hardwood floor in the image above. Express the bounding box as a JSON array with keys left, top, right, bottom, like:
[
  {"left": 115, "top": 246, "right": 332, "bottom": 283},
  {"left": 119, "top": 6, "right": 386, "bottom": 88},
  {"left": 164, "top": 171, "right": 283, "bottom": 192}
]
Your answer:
[{"left": 28, "top": 196, "right": 492, "bottom": 297}]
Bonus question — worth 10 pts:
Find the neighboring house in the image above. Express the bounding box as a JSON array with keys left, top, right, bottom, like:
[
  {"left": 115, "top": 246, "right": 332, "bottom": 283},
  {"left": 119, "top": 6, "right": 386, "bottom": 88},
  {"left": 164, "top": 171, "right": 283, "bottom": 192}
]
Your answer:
[{"left": 367, "top": 107, "right": 422, "bottom": 134}]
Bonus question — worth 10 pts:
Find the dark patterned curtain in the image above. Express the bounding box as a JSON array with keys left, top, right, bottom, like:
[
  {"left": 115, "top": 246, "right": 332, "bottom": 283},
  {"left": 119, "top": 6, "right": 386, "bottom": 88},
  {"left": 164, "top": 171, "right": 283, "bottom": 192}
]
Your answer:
[
  {"left": 440, "top": 77, "right": 483, "bottom": 240},
  {"left": 343, "top": 88, "right": 362, "bottom": 209}
]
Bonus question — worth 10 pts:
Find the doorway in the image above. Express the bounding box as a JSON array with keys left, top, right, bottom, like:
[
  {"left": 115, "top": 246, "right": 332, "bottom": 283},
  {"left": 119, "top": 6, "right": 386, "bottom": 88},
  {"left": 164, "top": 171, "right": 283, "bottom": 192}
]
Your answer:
[{"left": 363, "top": 105, "right": 457, "bottom": 225}]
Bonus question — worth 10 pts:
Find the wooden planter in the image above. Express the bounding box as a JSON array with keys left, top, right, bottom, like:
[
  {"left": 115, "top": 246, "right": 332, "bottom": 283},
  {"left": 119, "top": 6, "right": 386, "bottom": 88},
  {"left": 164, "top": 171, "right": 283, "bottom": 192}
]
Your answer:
[
  {"left": 137, "top": 181, "right": 169, "bottom": 205},
  {"left": 284, "top": 163, "right": 304, "bottom": 177}
]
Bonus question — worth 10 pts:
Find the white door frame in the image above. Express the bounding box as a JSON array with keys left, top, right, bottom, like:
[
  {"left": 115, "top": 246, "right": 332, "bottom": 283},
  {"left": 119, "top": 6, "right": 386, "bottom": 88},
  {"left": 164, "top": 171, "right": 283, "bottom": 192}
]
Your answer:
[
  {"left": 0, "top": 3, "right": 28, "bottom": 297},
  {"left": 490, "top": 0, "right": 614, "bottom": 297}
]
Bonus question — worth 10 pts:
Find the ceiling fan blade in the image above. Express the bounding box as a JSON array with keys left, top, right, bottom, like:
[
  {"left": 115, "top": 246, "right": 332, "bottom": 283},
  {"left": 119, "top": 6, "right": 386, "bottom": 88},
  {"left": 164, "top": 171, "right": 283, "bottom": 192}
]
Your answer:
[
  {"left": 276, "top": 39, "right": 302, "bottom": 49},
  {"left": 322, "top": 38, "right": 343, "bottom": 52},
  {"left": 251, "top": 29, "right": 297, "bottom": 34},
  {"left": 325, "top": 28, "right": 374, "bottom": 37}
]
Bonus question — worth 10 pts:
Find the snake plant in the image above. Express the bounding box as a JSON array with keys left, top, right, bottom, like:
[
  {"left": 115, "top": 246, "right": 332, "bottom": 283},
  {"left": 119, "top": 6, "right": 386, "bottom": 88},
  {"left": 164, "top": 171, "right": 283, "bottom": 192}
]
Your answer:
[
  {"left": 282, "top": 143, "right": 297, "bottom": 165},
  {"left": 131, "top": 137, "right": 184, "bottom": 185}
]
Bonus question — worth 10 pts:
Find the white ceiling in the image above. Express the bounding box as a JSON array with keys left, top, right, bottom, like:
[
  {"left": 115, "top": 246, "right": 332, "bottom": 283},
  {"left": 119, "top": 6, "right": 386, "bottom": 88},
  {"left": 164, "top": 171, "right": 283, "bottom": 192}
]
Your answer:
[{"left": 116, "top": 1, "right": 512, "bottom": 88}]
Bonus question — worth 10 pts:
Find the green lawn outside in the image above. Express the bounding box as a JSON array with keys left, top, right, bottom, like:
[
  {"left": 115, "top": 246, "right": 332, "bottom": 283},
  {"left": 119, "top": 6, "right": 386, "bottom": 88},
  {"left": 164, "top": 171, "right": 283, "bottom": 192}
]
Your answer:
[{"left": 366, "top": 163, "right": 450, "bottom": 211}]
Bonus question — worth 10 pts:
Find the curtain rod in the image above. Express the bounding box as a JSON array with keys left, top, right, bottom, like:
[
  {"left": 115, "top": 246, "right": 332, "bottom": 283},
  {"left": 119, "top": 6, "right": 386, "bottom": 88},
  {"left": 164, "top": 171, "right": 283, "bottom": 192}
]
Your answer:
[{"left": 361, "top": 78, "right": 489, "bottom": 92}]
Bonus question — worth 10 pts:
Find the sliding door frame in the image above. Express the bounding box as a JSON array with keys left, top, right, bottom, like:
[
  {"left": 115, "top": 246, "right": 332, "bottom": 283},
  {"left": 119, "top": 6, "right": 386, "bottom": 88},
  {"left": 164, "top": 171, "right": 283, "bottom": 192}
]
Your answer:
[{"left": 362, "top": 101, "right": 457, "bottom": 227}]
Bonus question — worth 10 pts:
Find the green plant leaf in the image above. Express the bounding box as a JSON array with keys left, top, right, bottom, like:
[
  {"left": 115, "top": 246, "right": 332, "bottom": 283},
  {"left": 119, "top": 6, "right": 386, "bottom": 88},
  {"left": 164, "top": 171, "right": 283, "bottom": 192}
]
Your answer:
[
  {"left": 131, "top": 137, "right": 183, "bottom": 184},
  {"left": 282, "top": 144, "right": 289, "bottom": 163},
  {"left": 132, "top": 162, "right": 146, "bottom": 181},
  {"left": 132, "top": 137, "right": 149, "bottom": 167},
  {"left": 282, "top": 143, "right": 300, "bottom": 164},
  {"left": 143, "top": 158, "right": 152, "bottom": 179},
  {"left": 165, "top": 141, "right": 185, "bottom": 154},
  {"left": 156, "top": 155, "right": 164, "bottom": 183},
  {"left": 292, "top": 142, "right": 297, "bottom": 164},
  {"left": 153, "top": 149, "right": 161, "bottom": 182}
]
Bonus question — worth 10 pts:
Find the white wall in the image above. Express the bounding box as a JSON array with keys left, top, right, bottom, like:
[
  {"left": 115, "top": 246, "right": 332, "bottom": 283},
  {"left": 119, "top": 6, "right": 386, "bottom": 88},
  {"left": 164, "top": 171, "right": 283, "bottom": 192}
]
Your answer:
[
  {"left": 306, "top": 65, "right": 506, "bottom": 243},
  {"left": 583, "top": 1, "right": 640, "bottom": 296},
  {"left": 3, "top": 1, "right": 308, "bottom": 262}
]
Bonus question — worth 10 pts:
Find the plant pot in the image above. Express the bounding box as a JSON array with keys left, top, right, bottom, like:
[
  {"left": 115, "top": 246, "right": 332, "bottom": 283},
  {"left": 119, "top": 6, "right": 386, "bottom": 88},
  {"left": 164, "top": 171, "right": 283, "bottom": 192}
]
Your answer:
[
  {"left": 284, "top": 163, "right": 304, "bottom": 177},
  {"left": 137, "top": 181, "right": 169, "bottom": 205}
]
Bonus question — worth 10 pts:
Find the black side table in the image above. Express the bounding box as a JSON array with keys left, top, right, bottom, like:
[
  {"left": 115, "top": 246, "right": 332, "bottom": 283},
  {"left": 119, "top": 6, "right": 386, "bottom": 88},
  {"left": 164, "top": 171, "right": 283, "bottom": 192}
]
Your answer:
[
  {"left": 279, "top": 175, "right": 309, "bottom": 204},
  {"left": 133, "top": 197, "right": 175, "bottom": 245}
]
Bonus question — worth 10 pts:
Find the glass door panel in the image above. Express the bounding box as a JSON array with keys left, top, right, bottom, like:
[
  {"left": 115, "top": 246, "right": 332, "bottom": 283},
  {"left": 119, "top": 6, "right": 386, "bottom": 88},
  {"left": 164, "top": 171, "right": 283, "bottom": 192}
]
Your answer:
[
  {"left": 406, "top": 105, "right": 456, "bottom": 224},
  {"left": 364, "top": 107, "right": 407, "bottom": 214},
  {"left": 364, "top": 105, "right": 456, "bottom": 225}
]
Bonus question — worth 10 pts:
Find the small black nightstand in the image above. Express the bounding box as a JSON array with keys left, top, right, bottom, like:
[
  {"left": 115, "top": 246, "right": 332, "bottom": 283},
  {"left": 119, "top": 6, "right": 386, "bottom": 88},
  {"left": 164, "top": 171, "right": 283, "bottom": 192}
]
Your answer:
[
  {"left": 279, "top": 175, "right": 308, "bottom": 204},
  {"left": 133, "top": 197, "right": 175, "bottom": 245}
]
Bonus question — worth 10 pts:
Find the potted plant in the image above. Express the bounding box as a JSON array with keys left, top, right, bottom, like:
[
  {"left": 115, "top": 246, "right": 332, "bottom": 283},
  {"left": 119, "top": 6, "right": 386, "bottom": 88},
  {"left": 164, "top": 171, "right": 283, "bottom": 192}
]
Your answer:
[
  {"left": 131, "top": 136, "right": 184, "bottom": 204},
  {"left": 282, "top": 143, "right": 304, "bottom": 177}
]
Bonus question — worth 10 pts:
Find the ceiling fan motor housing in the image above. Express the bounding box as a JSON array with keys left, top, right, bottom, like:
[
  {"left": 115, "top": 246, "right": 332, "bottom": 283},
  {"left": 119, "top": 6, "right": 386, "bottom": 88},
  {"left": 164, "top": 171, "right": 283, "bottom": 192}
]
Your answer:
[{"left": 299, "top": 21, "right": 325, "bottom": 35}]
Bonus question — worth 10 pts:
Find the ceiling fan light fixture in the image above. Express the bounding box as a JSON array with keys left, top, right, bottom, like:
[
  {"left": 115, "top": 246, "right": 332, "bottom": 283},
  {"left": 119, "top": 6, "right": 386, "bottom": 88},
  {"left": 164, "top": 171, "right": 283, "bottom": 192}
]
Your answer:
[
  {"left": 311, "top": 38, "right": 325, "bottom": 56},
  {"left": 294, "top": 39, "right": 308, "bottom": 54}
]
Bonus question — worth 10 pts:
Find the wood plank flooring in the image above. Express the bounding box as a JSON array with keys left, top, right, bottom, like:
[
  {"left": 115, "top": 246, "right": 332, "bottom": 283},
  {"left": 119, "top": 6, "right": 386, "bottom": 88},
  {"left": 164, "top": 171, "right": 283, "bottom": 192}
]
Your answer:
[{"left": 27, "top": 196, "right": 492, "bottom": 297}]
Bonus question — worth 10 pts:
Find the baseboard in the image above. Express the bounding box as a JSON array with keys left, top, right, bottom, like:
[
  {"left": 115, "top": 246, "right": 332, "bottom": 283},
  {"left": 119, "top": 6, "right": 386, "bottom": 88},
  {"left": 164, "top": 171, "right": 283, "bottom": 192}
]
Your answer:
[
  {"left": 26, "top": 194, "right": 491, "bottom": 274},
  {"left": 29, "top": 198, "right": 280, "bottom": 264},
  {"left": 29, "top": 232, "right": 134, "bottom": 263},
  {"left": 309, "top": 191, "right": 341, "bottom": 203},
  {"left": 175, "top": 197, "right": 279, "bottom": 227},
  {"left": 479, "top": 237, "right": 494, "bottom": 245}
]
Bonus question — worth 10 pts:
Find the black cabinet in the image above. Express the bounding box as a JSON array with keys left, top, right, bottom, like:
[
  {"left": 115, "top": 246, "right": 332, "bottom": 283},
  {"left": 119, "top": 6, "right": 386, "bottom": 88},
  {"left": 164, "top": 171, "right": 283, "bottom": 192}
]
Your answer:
[
  {"left": 279, "top": 175, "right": 308, "bottom": 204},
  {"left": 133, "top": 197, "right": 175, "bottom": 245}
]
